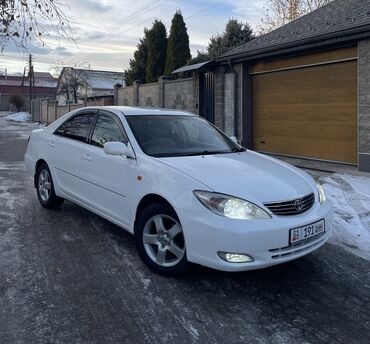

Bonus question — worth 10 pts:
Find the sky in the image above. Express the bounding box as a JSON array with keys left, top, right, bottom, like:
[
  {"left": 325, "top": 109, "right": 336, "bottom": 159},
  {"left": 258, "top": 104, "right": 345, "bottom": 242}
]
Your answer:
[{"left": 0, "top": 0, "right": 266, "bottom": 76}]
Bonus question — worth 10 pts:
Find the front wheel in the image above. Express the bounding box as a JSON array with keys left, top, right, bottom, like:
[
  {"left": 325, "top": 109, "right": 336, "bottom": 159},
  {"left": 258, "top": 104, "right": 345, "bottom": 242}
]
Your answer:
[
  {"left": 134, "top": 203, "right": 190, "bottom": 276},
  {"left": 36, "top": 163, "right": 64, "bottom": 209}
]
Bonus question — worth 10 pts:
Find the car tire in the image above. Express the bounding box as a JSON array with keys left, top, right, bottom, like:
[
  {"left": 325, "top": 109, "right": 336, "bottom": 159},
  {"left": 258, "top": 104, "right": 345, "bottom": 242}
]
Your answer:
[
  {"left": 36, "top": 162, "right": 64, "bottom": 209},
  {"left": 134, "top": 203, "right": 191, "bottom": 277}
]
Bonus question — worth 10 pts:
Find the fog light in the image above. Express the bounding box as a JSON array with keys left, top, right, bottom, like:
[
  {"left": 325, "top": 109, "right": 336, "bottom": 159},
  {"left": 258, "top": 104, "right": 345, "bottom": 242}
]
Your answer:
[{"left": 218, "top": 252, "right": 254, "bottom": 263}]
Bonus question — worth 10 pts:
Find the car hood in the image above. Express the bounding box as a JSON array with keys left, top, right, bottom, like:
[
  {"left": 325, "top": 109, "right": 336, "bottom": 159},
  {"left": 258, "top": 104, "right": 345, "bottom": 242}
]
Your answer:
[{"left": 156, "top": 151, "right": 316, "bottom": 204}]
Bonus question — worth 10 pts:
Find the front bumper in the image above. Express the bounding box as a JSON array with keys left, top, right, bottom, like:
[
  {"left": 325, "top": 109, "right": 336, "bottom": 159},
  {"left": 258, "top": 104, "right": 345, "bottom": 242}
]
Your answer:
[{"left": 177, "top": 201, "right": 333, "bottom": 272}]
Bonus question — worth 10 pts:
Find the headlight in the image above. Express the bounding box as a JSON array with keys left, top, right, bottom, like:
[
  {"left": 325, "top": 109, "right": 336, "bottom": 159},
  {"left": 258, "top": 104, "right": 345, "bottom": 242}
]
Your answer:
[
  {"left": 193, "top": 190, "right": 271, "bottom": 220},
  {"left": 316, "top": 183, "right": 326, "bottom": 203}
]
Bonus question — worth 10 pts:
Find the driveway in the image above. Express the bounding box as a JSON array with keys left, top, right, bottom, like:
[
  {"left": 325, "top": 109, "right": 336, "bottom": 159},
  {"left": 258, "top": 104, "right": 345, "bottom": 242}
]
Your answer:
[{"left": 0, "top": 112, "right": 369, "bottom": 344}]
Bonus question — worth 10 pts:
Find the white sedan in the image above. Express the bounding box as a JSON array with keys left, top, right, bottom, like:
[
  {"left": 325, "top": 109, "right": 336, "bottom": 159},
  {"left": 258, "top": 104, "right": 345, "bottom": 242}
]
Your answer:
[{"left": 25, "top": 106, "right": 333, "bottom": 276}]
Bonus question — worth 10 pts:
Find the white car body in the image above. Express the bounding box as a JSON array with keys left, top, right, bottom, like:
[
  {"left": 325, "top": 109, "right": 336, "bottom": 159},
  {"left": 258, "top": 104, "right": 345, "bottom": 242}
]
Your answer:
[{"left": 25, "top": 106, "right": 333, "bottom": 272}]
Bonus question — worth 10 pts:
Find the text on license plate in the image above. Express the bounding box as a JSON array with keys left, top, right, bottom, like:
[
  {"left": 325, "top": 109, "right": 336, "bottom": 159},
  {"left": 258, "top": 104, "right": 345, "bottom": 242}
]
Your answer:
[{"left": 290, "top": 219, "right": 325, "bottom": 245}]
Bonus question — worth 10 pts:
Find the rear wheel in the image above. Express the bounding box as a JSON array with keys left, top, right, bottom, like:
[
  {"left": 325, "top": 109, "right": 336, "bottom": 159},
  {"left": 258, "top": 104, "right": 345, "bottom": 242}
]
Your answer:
[
  {"left": 36, "top": 163, "right": 64, "bottom": 209},
  {"left": 134, "top": 203, "right": 190, "bottom": 276}
]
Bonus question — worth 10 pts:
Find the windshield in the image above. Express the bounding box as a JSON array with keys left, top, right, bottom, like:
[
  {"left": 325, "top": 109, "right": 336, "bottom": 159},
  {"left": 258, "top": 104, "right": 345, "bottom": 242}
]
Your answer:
[{"left": 126, "top": 115, "right": 244, "bottom": 158}]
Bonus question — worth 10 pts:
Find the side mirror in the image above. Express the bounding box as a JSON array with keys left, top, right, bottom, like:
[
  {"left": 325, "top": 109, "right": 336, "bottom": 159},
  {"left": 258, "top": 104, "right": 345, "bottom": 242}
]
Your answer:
[
  {"left": 230, "top": 136, "right": 238, "bottom": 144},
  {"left": 104, "top": 142, "right": 135, "bottom": 159}
]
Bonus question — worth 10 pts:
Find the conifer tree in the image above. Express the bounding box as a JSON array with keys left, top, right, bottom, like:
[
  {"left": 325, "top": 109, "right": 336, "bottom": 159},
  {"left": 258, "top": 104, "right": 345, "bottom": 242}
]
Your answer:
[
  {"left": 146, "top": 20, "right": 167, "bottom": 83},
  {"left": 165, "top": 11, "right": 191, "bottom": 75}
]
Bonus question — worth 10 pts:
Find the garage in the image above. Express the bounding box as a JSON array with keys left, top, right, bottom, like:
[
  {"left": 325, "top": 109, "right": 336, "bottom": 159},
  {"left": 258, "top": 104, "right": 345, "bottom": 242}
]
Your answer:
[{"left": 251, "top": 46, "right": 358, "bottom": 164}]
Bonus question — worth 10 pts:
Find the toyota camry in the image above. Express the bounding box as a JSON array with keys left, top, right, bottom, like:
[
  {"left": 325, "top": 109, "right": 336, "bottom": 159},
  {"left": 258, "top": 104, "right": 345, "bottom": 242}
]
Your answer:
[{"left": 25, "top": 106, "right": 333, "bottom": 276}]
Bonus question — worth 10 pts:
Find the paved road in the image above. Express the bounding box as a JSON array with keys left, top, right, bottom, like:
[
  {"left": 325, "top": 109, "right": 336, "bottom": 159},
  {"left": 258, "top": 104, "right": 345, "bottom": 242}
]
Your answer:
[{"left": 0, "top": 114, "right": 369, "bottom": 344}]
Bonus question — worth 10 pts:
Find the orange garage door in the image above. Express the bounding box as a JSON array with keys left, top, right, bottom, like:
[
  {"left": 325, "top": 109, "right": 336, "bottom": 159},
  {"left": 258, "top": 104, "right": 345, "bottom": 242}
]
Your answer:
[{"left": 252, "top": 57, "right": 357, "bottom": 164}]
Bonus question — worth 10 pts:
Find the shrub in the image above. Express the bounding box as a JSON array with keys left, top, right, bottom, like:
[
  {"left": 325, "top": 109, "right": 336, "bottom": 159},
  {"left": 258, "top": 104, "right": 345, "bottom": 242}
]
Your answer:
[{"left": 9, "top": 94, "right": 25, "bottom": 112}]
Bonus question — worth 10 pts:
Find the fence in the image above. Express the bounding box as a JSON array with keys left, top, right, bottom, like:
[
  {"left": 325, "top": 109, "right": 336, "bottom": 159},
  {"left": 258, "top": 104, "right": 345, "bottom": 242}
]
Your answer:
[
  {"left": 39, "top": 76, "right": 198, "bottom": 124},
  {"left": 116, "top": 77, "right": 198, "bottom": 114},
  {"left": 39, "top": 95, "right": 114, "bottom": 124}
]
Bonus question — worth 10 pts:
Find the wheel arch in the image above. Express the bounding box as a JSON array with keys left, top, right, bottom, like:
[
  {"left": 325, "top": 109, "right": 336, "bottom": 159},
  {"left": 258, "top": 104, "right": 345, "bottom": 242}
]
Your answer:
[
  {"left": 34, "top": 159, "right": 48, "bottom": 188},
  {"left": 134, "top": 193, "right": 179, "bottom": 229}
]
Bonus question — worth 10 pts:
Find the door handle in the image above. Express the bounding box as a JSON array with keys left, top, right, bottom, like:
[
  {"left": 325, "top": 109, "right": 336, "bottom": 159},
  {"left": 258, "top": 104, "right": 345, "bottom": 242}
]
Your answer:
[{"left": 82, "top": 153, "right": 92, "bottom": 161}]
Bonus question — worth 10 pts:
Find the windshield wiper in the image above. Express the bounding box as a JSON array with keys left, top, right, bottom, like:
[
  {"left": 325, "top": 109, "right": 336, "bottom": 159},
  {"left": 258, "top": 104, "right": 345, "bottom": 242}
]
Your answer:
[
  {"left": 231, "top": 147, "right": 246, "bottom": 153},
  {"left": 180, "top": 150, "right": 231, "bottom": 156}
]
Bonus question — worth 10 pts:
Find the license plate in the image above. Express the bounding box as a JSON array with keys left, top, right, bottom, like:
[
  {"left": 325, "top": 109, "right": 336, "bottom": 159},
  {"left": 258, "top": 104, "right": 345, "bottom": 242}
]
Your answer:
[{"left": 290, "top": 219, "right": 325, "bottom": 245}]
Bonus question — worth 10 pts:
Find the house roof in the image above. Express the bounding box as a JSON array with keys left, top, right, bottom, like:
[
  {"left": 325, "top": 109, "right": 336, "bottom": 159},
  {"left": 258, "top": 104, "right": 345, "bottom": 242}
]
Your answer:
[
  {"left": 219, "top": 0, "right": 370, "bottom": 61},
  {"left": 34, "top": 72, "right": 54, "bottom": 79},
  {"left": 0, "top": 73, "right": 57, "bottom": 88},
  {"left": 59, "top": 67, "right": 124, "bottom": 90},
  {"left": 82, "top": 69, "right": 124, "bottom": 89}
]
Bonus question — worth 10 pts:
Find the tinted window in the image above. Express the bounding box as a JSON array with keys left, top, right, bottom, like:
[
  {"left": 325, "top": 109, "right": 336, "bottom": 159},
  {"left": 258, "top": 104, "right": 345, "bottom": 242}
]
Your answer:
[
  {"left": 91, "top": 115, "right": 126, "bottom": 148},
  {"left": 126, "top": 115, "right": 243, "bottom": 157},
  {"left": 54, "top": 113, "right": 94, "bottom": 143}
]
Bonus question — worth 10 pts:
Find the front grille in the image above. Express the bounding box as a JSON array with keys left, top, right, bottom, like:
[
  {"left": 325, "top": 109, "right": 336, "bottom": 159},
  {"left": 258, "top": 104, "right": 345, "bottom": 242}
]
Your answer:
[{"left": 264, "top": 193, "right": 315, "bottom": 216}]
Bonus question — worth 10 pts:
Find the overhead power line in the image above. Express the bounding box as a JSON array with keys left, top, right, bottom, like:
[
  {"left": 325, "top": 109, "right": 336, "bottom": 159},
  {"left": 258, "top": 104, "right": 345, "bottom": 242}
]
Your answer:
[
  {"left": 101, "top": 0, "right": 168, "bottom": 35},
  {"left": 110, "top": 0, "right": 192, "bottom": 38},
  {"left": 185, "top": 0, "right": 227, "bottom": 20},
  {"left": 98, "top": 0, "right": 138, "bottom": 28}
]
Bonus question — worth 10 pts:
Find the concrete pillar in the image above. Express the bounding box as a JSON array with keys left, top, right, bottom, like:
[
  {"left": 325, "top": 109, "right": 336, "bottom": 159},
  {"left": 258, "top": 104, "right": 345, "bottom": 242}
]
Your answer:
[
  {"left": 113, "top": 84, "right": 122, "bottom": 105},
  {"left": 358, "top": 39, "right": 370, "bottom": 172},
  {"left": 46, "top": 99, "right": 50, "bottom": 124},
  {"left": 53, "top": 101, "right": 58, "bottom": 123},
  {"left": 158, "top": 76, "right": 173, "bottom": 108},
  {"left": 223, "top": 72, "right": 236, "bottom": 136},
  {"left": 214, "top": 66, "right": 226, "bottom": 129},
  {"left": 133, "top": 80, "right": 142, "bottom": 106}
]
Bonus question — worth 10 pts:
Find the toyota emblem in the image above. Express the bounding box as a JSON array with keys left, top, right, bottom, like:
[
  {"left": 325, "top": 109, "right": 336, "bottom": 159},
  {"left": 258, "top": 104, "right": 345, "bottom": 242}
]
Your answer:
[{"left": 294, "top": 199, "right": 304, "bottom": 210}]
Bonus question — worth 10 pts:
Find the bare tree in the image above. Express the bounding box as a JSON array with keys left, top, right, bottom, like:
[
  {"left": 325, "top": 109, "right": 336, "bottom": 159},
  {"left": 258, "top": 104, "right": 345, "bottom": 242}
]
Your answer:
[
  {"left": 260, "top": 0, "right": 333, "bottom": 34},
  {"left": 52, "top": 59, "right": 89, "bottom": 104},
  {"left": 0, "top": 0, "right": 72, "bottom": 52},
  {"left": 66, "top": 68, "right": 86, "bottom": 104}
]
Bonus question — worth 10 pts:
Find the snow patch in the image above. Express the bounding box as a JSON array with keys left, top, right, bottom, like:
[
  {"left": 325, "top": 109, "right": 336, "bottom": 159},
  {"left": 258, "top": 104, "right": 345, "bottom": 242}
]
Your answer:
[
  {"left": 320, "top": 174, "right": 370, "bottom": 260},
  {"left": 340, "top": 174, "right": 370, "bottom": 201},
  {"left": 5, "top": 112, "right": 31, "bottom": 122},
  {"left": 141, "top": 278, "right": 151, "bottom": 289}
]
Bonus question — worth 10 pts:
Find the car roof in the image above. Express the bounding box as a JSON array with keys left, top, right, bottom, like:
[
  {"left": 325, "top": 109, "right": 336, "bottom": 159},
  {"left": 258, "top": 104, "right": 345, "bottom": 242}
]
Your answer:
[{"left": 83, "top": 106, "right": 195, "bottom": 116}]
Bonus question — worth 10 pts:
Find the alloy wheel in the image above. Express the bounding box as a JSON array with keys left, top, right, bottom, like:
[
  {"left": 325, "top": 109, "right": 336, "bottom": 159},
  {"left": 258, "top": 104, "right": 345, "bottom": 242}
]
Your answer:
[
  {"left": 38, "top": 169, "right": 51, "bottom": 202},
  {"left": 142, "top": 214, "right": 185, "bottom": 267}
]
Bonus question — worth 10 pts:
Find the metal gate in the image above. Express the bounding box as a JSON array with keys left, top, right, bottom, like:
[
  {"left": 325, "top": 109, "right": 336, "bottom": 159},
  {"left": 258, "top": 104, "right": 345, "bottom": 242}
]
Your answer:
[{"left": 199, "top": 72, "right": 215, "bottom": 123}]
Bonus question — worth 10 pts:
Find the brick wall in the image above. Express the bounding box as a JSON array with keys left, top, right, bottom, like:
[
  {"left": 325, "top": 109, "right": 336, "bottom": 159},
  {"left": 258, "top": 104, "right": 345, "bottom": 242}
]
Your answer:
[
  {"left": 164, "top": 79, "right": 193, "bottom": 111},
  {"left": 117, "top": 77, "right": 195, "bottom": 112},
  {"left": 139, "top": 83, "right": 160, "bottom": 107},
  {"left": 358, "top": 39, "right": 370, "bottom": 172},
  {"left": 118, "top": 86, "right": 134, "bottom": 106}
]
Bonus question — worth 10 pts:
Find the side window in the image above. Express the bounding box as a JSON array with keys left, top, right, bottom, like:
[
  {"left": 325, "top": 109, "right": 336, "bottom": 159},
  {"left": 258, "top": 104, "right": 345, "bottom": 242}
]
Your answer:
[
  {"left": 54, "top": 113, "right": 94, "bottom": 143},
  {"left": 91, "top": 115, "right": 127, "bottom": 148}
]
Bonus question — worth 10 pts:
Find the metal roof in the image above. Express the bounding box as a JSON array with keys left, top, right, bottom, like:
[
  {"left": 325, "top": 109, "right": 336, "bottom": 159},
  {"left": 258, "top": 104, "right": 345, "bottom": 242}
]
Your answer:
[
  {"left": 58, "top": 67, "right": 124, "bottom": 90},
  {"left": 219, "top": 0, "right": 370, "bottom": 61},
  {"left": 171, "top": 61, "right": 212, "bottom": 74}
]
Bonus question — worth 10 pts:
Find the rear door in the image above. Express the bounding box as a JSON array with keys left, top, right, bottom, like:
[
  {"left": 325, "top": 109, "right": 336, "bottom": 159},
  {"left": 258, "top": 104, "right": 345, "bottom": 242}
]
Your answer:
[
  {"left": 78, "top": 110, "right": 136, "bottom": 227},
  {"left": 50, "top": 111, "right": 97, "bottom": 199}
]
